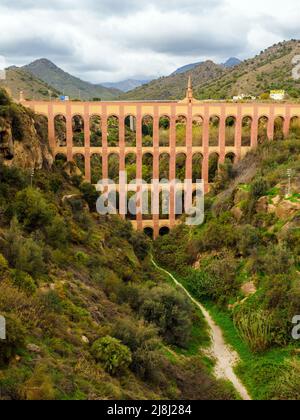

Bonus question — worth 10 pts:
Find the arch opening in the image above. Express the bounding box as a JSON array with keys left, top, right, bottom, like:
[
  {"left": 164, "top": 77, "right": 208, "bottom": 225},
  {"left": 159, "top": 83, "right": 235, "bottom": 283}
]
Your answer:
[
  {"left": 142, "top": 153, "right": 153, "bottom": 183},
  {"left": 192, "top": 153, "right": 203, "bottom": 183},
  {"left": 225, "top": 116, "right": 236, "bottom": 147},
  {"left": 90, "top": 115, "right": 102, "bottom": 147},
  {"left": 125, "top": 115, "right": 137, "bottom": 147},
  {"left": 142, "top": 115, "right": 153, "bottom": 147},
  {"left": 73, "top": 153, "right": 85, "bottom": 176},
  {"left": 72, "top": 115, "right": 84, "bottom": 147},
  {"left": 176, "top": 115, "right": 187, "bottom": 147},
  {"left": 108, "top": 153, "right": 119, "bottom": 183},
  {"left": 144, "top": 227, "right": 154, "bottom": 239},
  {"left": 208, "top": 152, "right": 219, "bottom": 183},
  {"left": 55, "top": 115, "right": 66, "bottom": 147},
  {"left": 159, "top": 226, "right": 170, "bottom": 236},
  {"left": 159, "top": 116, "right": 170, "bottom": 147},
  {"left": 192, "top": 115, "right": 203, "bottom": 147},
  {"left": 274, "top": 116, "right": 285, "bottom": 141},
  {"left": 159, "top": 153, "right": 170, "bottom": 181},
  {"left": 209, "top": 116, "right": 219, "bottom": 147},
  {"left": 289, "top": 116, "right": 300, "bottom": 139},
  {"left": 176, "top": 153, "right": 186, "bottom": 182},
  {"left": 242, "top": 116, "right": 252, "bottom": 147},
  {"left": 107, "top": 116, "right": 119, "bottom": 147},
  {"left": 125, "top": 153, "right": 137, "bottom": 183},
  {"left": 258, "top": 116, "right": 269, "bottom": 144},
  {"left": 91, "top": 154, "right": 102, "bottom": 184}
]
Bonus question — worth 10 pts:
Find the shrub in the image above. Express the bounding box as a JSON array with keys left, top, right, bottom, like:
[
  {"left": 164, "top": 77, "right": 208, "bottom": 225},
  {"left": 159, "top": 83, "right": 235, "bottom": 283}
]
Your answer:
[
  {"left": 234, "top": 307, "right": 273, "bottom": 353},
  {"left": 14, "top": 187, "right": 56, "bottom": 231},
  {"left": 0, "top": 254, "right": 9, "bottom": 275},
  {"left": 11, "top": 270, "right": 36, "bottom": 296},
  {"left": 91, "top": 336, "right": 132, "bottom": 375},
  {"left": 139, "top": 285, "right": 193, "bottom": 347}
]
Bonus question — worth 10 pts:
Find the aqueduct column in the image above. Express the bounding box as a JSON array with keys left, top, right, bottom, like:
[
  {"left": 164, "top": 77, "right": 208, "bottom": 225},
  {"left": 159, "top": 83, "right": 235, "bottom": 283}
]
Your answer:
[
  {"left": 169, "top": 108, "right": 177, "bottom": 228},
  {"left": 101, "top": 107, "right": 108, "bottom": 180},
  {"left": 153, "top": 107, "right": 160, "bottom": 239},
  {"left": 251, "top": 106, "right": 258, "bottom": 148},
  {"left": 219, "top": 107, "right": 226, "bottom": 164},
  {"left": 84, "top": 104, "right": 91, "bottom": 182},
  {"left": 47, "top": 104, "right": 55, "bottom": 150},
  {"left": 235, "top": 106, "right": 242, "bottom": 160},
  {"left": 284, "top": 106, "right": 291, "bottom": 138},
  {"left": 119, "top": 106, "right": 126, "bottom": 219},
  {"left": 66, "top": 103, "right": 73, "bottom": 162},
  {"left": 267, "top": 106, "right": 275, "bottom": 140},
  {"left": 202, "top": 105, "right": 210, "bottom": 192}
]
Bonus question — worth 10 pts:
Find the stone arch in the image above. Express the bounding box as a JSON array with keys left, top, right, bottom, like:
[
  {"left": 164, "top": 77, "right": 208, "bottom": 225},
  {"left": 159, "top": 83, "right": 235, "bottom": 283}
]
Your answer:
[
  {"left": 159, "top": 115, "right": 170, "bottom": 147},
  {"left": 91, "top": 154, "right": 102, "bottom": 184},
  {"left": 175, "top": 187, "right": 185, "bottom": 219},
  {"left": 73, "top": 153, "right": 85, "bottom": 175},
  {"left": 242, "top": 116, "right": 252, "bottom": 146},
  {"left": 54, "top": 153, "right": 67, "bottom": 168},
  {"left": 258, "top": 116, "right": 269, "bottom": 144},
  {"left": 274, "top": 116, "right": 285, "bottom": 141},
  {"left": 208, "top": 152, "right": 219, "bottom": 182},
  {"left": 34, "top": 114, "right": 49, "bottom": 144},
  {"left": 209, "top": 116, "right": 220, "bottom": 147},
  {"left": 107, "top": 115, "right": 119, "bottom": 147},
  {"left": 142, "top": 115, "right": 153, "bottom": 147},
  {"left": 72, "top": 115, "right": 84, "bottom": 147},
  {"left": 192, "top": 153, "right": 203, "bottom": 183},
  {"left": 176, "top": 115, "right": 187, "bottom": 147},
  {"left": 90, "top": 115, "right": 102, "bottom": 147},
  {"left": 225, "top": 116, "right": 236, "bottom": 147},
  {"left": 176, "top": 153, "right": 186, "bottom": 182},
  {"left": 125, "top": 115, "right": 137, "bottom": 147},
  {"left": 159, "top": 189, "right": 170, "bottom": 220},
  {"left": 142, "top": 152, "right": 153, "bottom": 183},
  {"left": 225, "top": 152, "right": 236, "bottom": 164},
  {"left": 54, "top": 115, "right": 66, "bottom": 147},
  {"left": 192, "top": 115, "right": 203, "bottom": 147},
  {"left": 108, "top": 153, "right": 119, "bottom": 183},
  {"left": 159, "top": 153, "right": 170, "bottom": 180},
  {"left": 142, "top": 190, "right": 152, "bottom": 220},
  {"left": 125, "top": 152, "right": 136, "bottom": 183},
  {"left": 289, "top": 116, "right": 300, "bottom": 138},
  {"left": 159, "top": 226, "right": 170, "bottom": 236},
  {"left": 126, "top": 191, "right": 136, "bottom": 220},
  {"left": 144, "top": 227, "right": 154, "bottom": 239}
]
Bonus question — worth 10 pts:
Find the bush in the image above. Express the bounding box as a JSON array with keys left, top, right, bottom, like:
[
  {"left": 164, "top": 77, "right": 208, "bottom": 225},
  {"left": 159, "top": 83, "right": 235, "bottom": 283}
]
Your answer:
[
  {"left": 14, "top": 187, "right": 56, "bottom": 231},
  {"left": 139, "top": 285, "right": 193, "bottom": 347},
  {"left": 11, "top": 270, "right": 36, "bottom": 296},
  {"left": 234, "top": 307, "right": 273, "bottom": 353},
  {"left": 91, "top": 336, "right": 132, "bottom": 375}
]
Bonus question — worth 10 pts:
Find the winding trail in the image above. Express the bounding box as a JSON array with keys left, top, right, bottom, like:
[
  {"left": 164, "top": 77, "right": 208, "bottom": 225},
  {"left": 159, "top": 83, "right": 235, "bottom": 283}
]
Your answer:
[{"left": 152, "top": 258, "right": 252, "bottom": 401}]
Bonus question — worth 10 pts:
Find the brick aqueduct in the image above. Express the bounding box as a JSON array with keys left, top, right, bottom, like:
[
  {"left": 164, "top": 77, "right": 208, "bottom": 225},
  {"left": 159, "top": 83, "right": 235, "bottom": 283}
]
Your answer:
[{"left": 21, "top": 80, "right": 300, "bottom": 238}]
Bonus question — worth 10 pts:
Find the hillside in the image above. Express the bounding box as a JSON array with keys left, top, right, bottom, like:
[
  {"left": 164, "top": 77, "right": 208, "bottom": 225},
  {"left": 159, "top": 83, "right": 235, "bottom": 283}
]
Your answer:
[
  {"left": 154, "top": 138, "right": 300, "bottom": 400},
  {"left": 0, "top": 67, "right": 62, "bottom": 101},
  {"left": 121, "top": 60, "right": 226, "bottom": 100},
  {"left": 0, "top": 89, "right": 235, "bottom": 401},
  {"left": 195, "top": 40, "right": 300, "bottom": 99},
  {"left": 23, "top": 59, "right": 120, "bottom": 101}
]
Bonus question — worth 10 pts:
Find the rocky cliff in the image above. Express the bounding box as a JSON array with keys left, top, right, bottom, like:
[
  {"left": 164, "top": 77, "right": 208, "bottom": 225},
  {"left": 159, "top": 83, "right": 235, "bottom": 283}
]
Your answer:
[{"left": 0, "top": 89, "right": 53, "bottom": 170}]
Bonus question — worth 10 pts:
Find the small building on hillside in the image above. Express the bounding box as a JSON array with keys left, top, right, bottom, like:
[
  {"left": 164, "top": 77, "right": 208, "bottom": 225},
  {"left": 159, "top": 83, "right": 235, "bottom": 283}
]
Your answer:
[
  {"left": 233, "top": 94, "right": 256, "bottom": 101},
  {"left": 270, "top": 90, "right": 285, "bottom": 101}
]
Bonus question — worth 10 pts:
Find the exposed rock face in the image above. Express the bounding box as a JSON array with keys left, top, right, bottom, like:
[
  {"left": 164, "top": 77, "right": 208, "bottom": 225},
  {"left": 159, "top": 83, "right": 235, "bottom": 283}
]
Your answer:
[{"left": 0, "top": 97, "right": 53, "bottom": 169}]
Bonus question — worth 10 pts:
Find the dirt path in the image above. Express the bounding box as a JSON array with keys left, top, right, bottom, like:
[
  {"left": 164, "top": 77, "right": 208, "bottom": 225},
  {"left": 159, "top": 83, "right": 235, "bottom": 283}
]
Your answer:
[{"left": 152, "top": 258, "right": 252, "bottom": 401}]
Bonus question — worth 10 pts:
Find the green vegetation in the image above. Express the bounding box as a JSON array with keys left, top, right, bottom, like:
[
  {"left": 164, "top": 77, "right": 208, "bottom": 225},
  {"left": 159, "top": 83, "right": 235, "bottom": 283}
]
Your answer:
[{"left": 154, "top": 138, "right": 300, "bottom": 400}]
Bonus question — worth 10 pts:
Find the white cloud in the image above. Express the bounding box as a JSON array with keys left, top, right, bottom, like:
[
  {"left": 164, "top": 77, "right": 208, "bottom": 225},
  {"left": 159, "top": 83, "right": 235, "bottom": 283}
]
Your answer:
[{"left": 0, "top": 0, "right": 299, "bottom": 83}]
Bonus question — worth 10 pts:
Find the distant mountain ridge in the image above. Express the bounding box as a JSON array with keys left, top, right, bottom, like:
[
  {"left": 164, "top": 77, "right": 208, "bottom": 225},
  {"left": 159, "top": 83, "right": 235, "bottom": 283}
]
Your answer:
[
  {"left": 172, "top": 57, "right": 241, "bottom": 75},
  {"left": 102, "top": 79, "right": 150, "bottom": 92},
  {"left": 22, "top": 59, "right": 120, "bottom": 100}
]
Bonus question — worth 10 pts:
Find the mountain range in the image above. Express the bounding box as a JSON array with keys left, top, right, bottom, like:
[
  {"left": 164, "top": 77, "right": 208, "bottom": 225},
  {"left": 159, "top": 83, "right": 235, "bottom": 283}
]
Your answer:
[{"left": 1, "top": 41, "right": 300, "bottom": 102}]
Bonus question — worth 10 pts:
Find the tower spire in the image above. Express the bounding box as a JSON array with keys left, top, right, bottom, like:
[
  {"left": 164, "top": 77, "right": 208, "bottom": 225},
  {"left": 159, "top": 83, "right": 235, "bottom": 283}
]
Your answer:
[{"left": 186, "top": 76, "right": 193, "bottom": 102}]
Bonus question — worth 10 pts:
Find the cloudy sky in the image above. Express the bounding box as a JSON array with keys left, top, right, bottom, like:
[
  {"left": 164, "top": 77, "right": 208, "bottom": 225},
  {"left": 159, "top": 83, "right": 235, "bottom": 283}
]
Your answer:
[{"left": 0, "top": 0, "right": 299, "bottom": 83}]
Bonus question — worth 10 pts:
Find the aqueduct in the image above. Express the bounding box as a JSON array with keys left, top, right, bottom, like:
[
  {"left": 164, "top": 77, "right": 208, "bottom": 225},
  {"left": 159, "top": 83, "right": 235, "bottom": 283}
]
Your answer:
[{"left": 21, "top": 79, "right": 300, "bottom": 238}]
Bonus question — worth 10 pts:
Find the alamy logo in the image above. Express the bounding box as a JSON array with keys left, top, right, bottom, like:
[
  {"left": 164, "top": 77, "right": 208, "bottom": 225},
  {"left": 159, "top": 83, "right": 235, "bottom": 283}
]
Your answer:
[
  {"left": 0, "top": 316, "right": 6, "bottom": 340},
  {"left": 96, "top": 173, "right": 205, "bottom": 226},
  {"left": 292, "top": 315, "right": 300, "bottom": 340}
]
